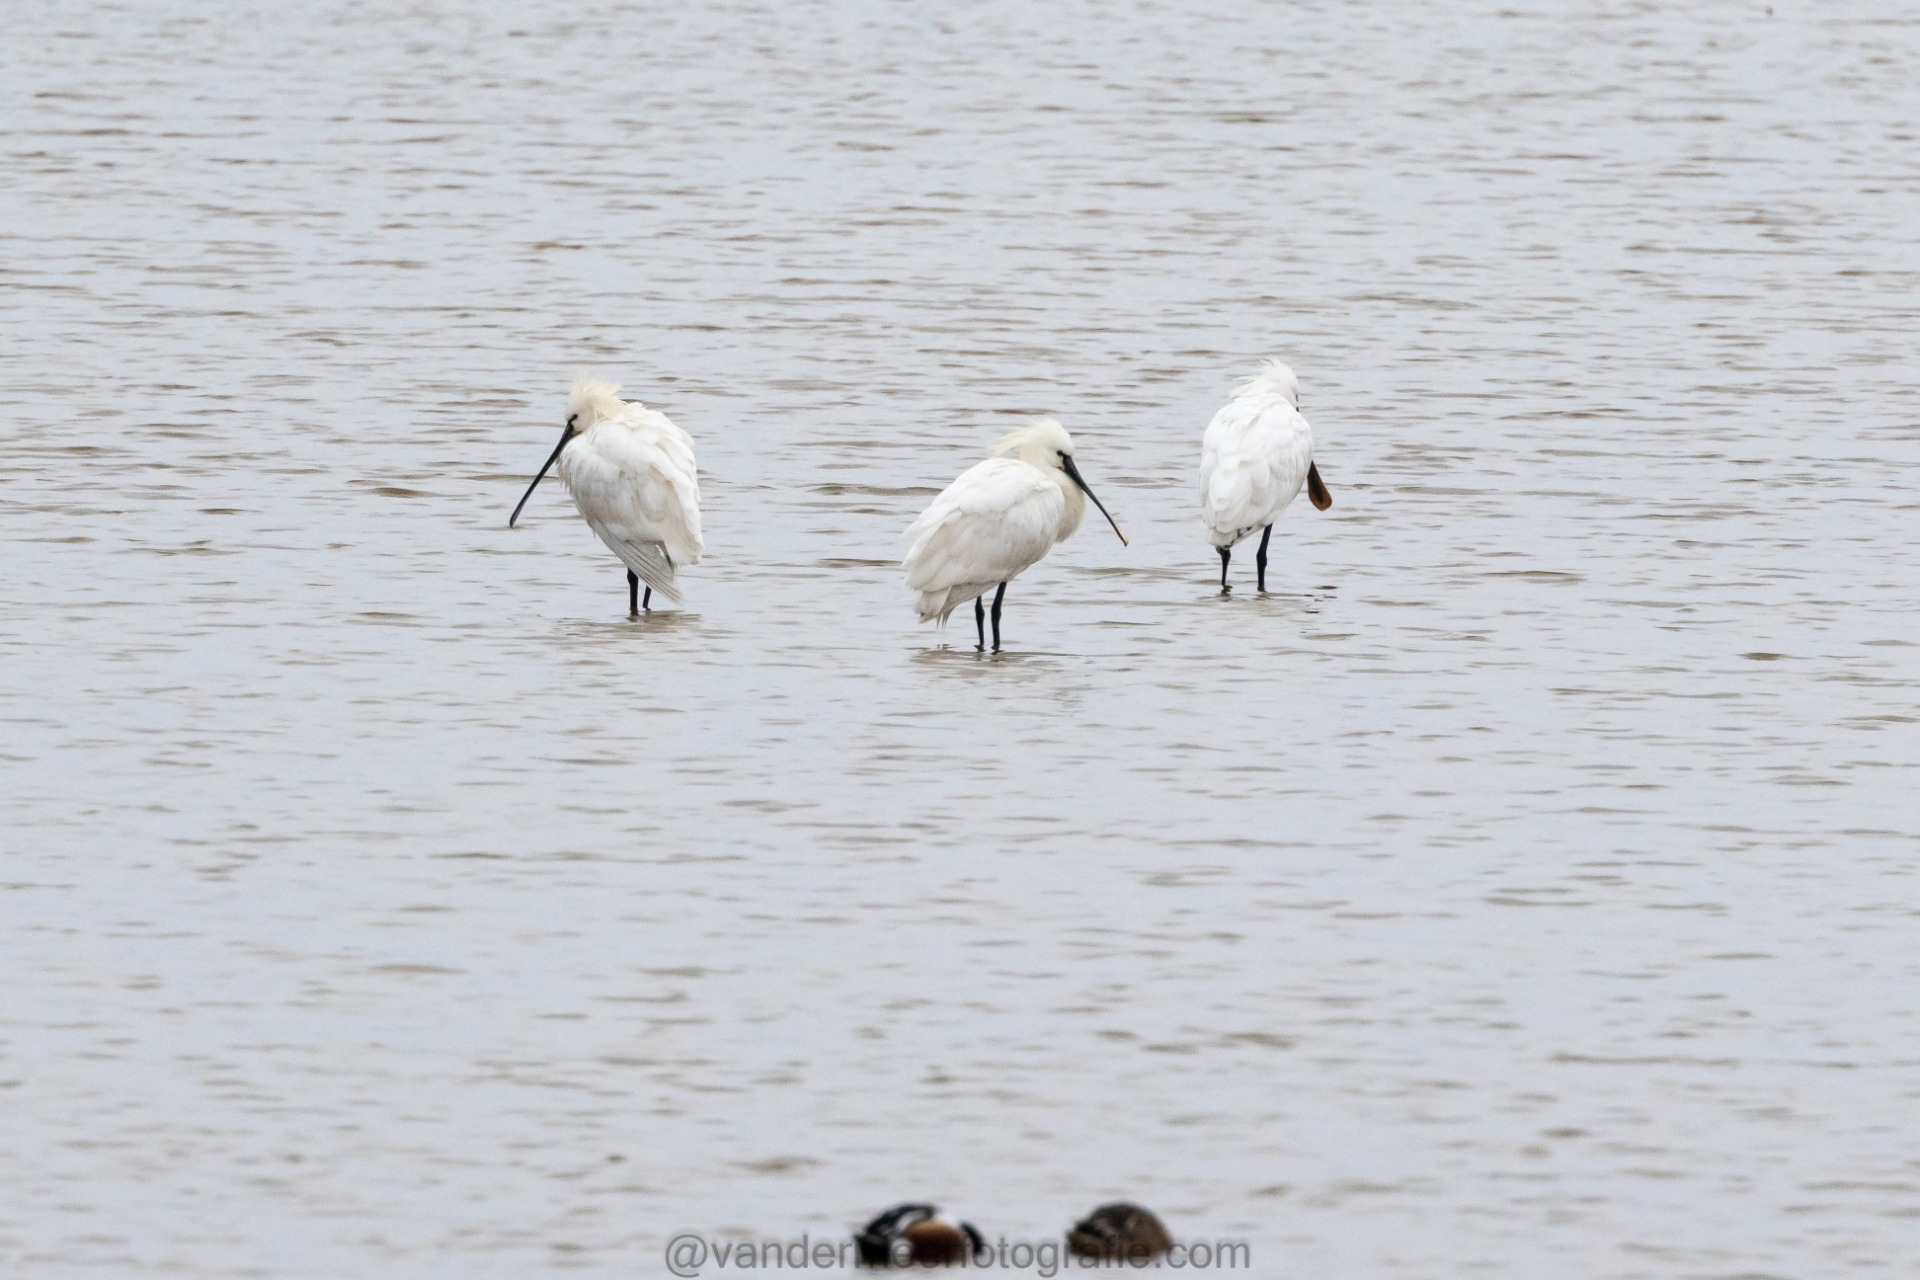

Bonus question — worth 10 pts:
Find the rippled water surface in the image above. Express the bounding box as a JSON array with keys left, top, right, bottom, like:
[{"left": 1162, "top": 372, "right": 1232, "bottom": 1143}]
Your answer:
[{"left": 6, "top": 1, "right": 1920, "bottom": 1276}]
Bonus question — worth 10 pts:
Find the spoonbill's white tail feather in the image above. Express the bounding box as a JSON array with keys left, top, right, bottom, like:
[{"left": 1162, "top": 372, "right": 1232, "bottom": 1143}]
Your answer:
[
  {"left": 604, "top": 534, "right": 682, "bottom": 603},
  {"left": 1307, "top": 461, "right": 1332, "bottom": 510},
  {"left": 914, "top": 582, "right": 995, "bottom": 625}
]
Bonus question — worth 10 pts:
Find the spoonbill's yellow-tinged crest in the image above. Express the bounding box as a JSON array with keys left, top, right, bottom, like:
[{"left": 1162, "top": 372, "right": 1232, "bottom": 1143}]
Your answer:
[
  {"left": 902, "top": 417, "right": 1127, "bottom": 651},
  {"left": 509, "top": 377, "right": 703, "bottom": 614},
  {"left": 1198, "top": 359, "right": 1332, "bottom": 593}
]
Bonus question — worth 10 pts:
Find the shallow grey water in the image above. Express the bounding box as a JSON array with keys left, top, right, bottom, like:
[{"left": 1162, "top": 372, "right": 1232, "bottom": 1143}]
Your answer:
[{"left": 5, "top": 1, "right": 1920, "bottom": 1276}]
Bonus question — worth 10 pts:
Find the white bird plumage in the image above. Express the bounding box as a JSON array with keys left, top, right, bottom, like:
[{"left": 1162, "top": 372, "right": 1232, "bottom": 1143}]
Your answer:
[
  {"left": 1198, "top": 359, "right": 1331, "bottom": 592},
  {"left": 510, "top": 377, "right": 703, "bottom": 612},
  {"left": 903, "top": 417, "right": 1127, "bottom": 650}
]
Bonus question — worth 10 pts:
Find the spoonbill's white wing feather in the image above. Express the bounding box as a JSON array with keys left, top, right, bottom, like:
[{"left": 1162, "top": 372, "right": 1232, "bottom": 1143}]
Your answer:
[
  {"left": 559, "top": 405, "right": 703, "bottom": 602},
  {"left": 1200, "top": 395, "right": 1314, "bottom": 548},
  {"left": 607, "top": 404, "right": 703, "bottom": 565},
  {"left": 597, "top": 532, "right": 682, "bottom": 602},
  {"left": 904, "top": 457, "right": 1065, "bottom": 623},
  {"left": 625, "top": 406, "right": 704, "bottom": 556}
]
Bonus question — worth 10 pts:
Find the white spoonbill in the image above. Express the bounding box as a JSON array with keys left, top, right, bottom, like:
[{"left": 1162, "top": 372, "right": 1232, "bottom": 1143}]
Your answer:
[
  {"left": 903, "top": 417, "right": 1127, "bottom": 651},
  {"left": 509, "top": 377, "right": 703, "bottom": 614},
  {"left": 1199, "top": 359, "right": 1332, "bottom": 592}
]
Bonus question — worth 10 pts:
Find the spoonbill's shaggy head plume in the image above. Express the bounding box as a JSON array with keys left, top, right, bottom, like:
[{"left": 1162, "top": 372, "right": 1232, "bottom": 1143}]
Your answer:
[
  {"left": 991, "top": 415, "right": 1075, "bottom": 469},
  {"left": 992, "top": 417, "right": 1128, "bottom": 546},
  {"left": 1239, "top": 358, "right": 1300, "bottom": 408},
  {"left": 565, "top": 376, "right": 627, "bottom": 429}
]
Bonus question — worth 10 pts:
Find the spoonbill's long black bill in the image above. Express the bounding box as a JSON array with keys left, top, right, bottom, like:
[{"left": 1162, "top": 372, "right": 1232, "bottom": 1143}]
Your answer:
[
  {"left": 509, "top": 424, "right": 573, "bottom": 527},
  {"left": 1060, "top": 455, "right": 1129, "bottom": 546}
]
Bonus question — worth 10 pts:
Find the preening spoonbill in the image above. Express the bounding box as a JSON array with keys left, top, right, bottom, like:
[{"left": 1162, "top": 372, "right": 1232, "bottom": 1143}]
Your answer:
[
  {"left": 855, "top": 1204, "right": 987, "bottom": 1268},
  {"left": 903, "top": 417, "right": 1128, "bottom": 651},
  {"left": 509, "top": 377, "right": 703, "bottom": 614},
  {"left": 1199, "top": 359, "right": 1332, "bottom": 592}
]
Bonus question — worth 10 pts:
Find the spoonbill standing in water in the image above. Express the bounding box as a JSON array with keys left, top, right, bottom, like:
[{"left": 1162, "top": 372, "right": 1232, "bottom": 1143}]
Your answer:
[
  {"left": 1199, "top": 359, "right": 1332, "bottom": 592},
  {"left": 903, "top": 417, "right": 1127, "bottom": 651},
  {"left": 509, "top": 377, "right": 703, "bottom": 614}
]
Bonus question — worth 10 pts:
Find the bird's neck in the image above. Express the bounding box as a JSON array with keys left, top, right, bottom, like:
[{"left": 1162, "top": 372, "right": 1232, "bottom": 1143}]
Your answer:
[{"left": 1056, "top": 476, "right": 1086, "bottom": 539}]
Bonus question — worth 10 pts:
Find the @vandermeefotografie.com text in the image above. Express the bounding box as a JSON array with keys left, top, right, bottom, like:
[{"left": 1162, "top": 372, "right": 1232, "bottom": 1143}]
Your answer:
[{"left": 664, "top": 1232, "right": 1252, "bottom": 1276}]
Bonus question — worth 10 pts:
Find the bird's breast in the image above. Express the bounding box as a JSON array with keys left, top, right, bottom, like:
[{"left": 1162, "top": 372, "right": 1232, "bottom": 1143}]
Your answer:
[{"left": 1056, "top": 478, "right": 1086, "bottom": 540}]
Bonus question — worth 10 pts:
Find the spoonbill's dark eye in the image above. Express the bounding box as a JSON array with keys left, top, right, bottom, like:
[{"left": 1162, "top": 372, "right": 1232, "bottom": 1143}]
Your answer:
[
  {"left": 566, "top": 413, "right": 578, "bottom": 428},
  {"left": 1057, "top": 450, "right": 1068, "bottom": 460}
]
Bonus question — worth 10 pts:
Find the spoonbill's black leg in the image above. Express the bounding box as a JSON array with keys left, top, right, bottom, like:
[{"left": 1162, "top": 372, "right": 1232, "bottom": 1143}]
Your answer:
[
  {"left": 975, "top": 596, "right": 986, "bottom": 650},
  {"left": 1256, "top": 524, "right": 1273, "bottom": 592},
  {"left": 627, "top": 570, "right": 640, "bottom": 616},
  {"left": 1218, "top": 545, "right": 1231, "bottom": 593},
  {"left": 990, "top": 582, "right": 1006, "bottom": 651},
  {"left": 643, "top": 586, "right": 652, "bottom": 612}
]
